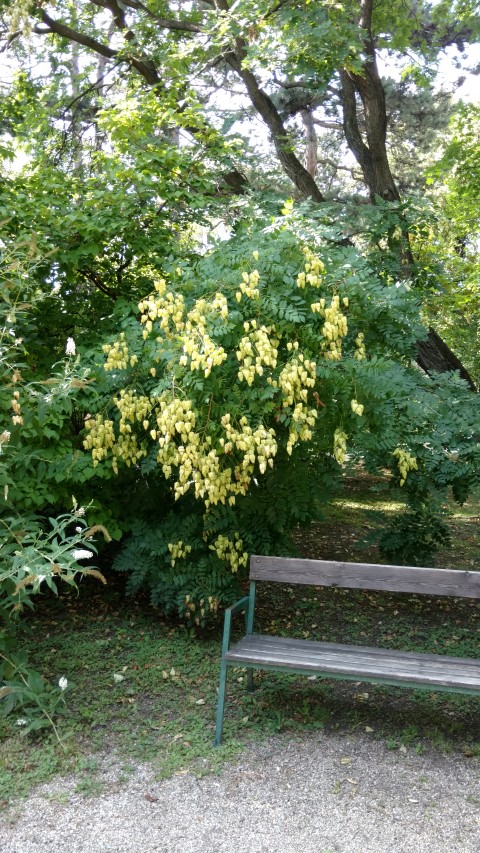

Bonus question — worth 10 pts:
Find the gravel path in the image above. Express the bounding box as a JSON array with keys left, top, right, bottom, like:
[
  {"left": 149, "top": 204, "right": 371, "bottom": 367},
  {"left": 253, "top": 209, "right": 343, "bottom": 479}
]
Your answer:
[{"left": 1, "top": 732, "right": 479, "bottom": 853}]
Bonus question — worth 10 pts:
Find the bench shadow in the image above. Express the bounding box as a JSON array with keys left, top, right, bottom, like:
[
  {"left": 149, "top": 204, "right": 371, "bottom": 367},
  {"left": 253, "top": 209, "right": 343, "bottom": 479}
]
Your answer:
[{"left": 228, "top": 671, "right": 480, "bottom": 752}]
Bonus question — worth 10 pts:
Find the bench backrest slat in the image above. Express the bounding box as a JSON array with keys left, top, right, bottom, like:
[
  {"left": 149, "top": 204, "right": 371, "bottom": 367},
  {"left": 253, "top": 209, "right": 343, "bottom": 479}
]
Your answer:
[{"left": 250, "top": 556, "right": 480, "bottom": 599}]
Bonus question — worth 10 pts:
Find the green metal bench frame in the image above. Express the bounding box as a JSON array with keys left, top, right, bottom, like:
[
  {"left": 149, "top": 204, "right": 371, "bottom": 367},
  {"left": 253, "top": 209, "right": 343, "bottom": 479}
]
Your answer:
[{"left": 214, "top": 554, "right": 480, "bottom": 745}]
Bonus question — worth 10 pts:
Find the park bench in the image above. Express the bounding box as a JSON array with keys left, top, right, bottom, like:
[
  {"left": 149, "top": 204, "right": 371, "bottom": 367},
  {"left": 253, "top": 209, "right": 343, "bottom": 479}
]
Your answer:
[{"left": 214, "top": 554, "right": 480, "bottom": 745}]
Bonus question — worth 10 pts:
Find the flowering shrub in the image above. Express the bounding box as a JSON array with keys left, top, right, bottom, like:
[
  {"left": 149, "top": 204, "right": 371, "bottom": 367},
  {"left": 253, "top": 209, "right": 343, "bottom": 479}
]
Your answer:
[
  {"left": 84, "top": 245, "right": 360, "bottom": 508},
  {"left": 80, "top": 219, "right": 480, "bottom": 619},
  {"left": 0, "top": 233, "right": 111, "bottom": 738},
  {"left": 0, "top": 504, "right": 110, "bottom": 739}
]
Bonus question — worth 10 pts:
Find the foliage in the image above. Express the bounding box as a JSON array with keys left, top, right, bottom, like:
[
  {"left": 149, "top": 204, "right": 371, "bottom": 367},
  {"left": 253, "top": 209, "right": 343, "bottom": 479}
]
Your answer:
[
  {"left": 0, "top": 232, "right": 110, "bottom": 739},
  {"left": 80, "top": 211, "right": 480, "bottom": 615},
  {"left": 378, "top": 501, "right": 452, "bottom": 566},
  {"left": 422, "top": 105, "right": 480, "bottom": 382},
  {"left": 0, "top": 506, "right": 108, "bottom": 622},
  {"left": 0, "top": 0, "right": 479, "bottom": 627},
  {"left": 0, "top": 504, "right": 110, "bottom": 740}
]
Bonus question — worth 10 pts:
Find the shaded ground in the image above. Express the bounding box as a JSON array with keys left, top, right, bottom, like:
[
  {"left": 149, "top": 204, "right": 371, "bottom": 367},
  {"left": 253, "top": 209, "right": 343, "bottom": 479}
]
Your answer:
[
  {"left": 1, "top": 472, "right": 480, "bottom": 807},
  {"left": 296, "top": 469, "right": 480, "bottom": 569}
]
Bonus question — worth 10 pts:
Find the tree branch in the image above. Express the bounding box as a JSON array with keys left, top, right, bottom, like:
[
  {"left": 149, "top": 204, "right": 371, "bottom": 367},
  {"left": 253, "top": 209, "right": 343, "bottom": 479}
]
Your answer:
[
  {"left": 61, "top": 60, "right": 122, "bottom": 117},
  {"left": 313, "top": 119, "right": 343, "bottom": 131},
  {"left": 35, "top": 10, "right": 161, "bottom": 85},
  {"left": 81, "top": 269, "right": 117, "bottom": 300},
  {"left": 35, "top": 12, "right": 117, "bottom": 61},
  {"left": 302, "top": 110, "right": 317, "bottom": 178},
  {"left": 118, "top": 0, "right": 203, "bottom": 32},
  {"left": 225, "top": 48, "right": 324, "bottom": 200},
  {"left": 317, "top": 157, "right": 365, "bottom": 181}
]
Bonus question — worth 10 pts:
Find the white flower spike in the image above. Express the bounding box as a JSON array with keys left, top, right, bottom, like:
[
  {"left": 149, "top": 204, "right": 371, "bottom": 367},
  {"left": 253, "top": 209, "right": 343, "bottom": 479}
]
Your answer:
[
  {"left": 72, "top": 549, "right": 93, "bottom": 561},
  {"left": 65, "top": 337, "right": 76, "bottom": 356}
]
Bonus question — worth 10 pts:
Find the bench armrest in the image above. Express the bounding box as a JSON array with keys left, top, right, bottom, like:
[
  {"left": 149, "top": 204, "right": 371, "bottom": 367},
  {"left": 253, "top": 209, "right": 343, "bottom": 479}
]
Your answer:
[
  {"left": 225, "top": 595, "right": 250, "bottom": 616},
  {"left": 221, "top": 596, "right": 251, "bottom": 656}
]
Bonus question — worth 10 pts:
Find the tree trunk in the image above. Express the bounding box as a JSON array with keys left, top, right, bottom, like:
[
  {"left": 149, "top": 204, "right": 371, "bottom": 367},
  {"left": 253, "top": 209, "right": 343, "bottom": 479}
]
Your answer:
[
  {"left": 338, "top": 0, "right": 475, "bottom": 387},
  {"left": 417, "top": 328, "right": 477, "bottom": 390}
]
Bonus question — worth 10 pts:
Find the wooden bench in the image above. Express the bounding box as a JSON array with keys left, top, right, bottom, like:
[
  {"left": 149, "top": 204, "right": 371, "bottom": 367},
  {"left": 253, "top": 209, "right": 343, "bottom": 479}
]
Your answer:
[{"left": 214, "top": 555, "right": 480, "bottom": 745}]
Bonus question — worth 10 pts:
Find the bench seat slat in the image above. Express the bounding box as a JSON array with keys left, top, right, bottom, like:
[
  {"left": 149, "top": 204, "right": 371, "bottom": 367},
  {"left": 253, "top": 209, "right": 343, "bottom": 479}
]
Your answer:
[
  {"left": 231, "top": 634, "right": 480, "bottom": 668},
  {"left": 225, "top": 634, "right": 480, "bottom": 691},
  {"left": 250, "top": 555, "right": 480, "bottom": 598}
]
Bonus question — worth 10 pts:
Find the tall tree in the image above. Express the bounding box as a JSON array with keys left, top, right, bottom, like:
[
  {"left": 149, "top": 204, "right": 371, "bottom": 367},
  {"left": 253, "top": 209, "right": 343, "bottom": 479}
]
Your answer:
[{"left": 3, "top": 0, "right": 478, "bottom": 383}]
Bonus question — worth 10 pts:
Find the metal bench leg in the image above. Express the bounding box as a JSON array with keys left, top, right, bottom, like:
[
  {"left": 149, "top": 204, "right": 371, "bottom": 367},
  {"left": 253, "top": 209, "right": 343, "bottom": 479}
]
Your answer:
[
  {"left": 247, "top": 668, "right": 254, "bottom": 693},
  {"left": 214, "top": 659, "right": 228, "bottom": 746}
]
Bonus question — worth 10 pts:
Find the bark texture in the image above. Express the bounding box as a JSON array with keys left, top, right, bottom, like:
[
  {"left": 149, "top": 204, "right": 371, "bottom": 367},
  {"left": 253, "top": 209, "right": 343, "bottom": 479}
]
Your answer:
[{"left": 417, "top": 329, "right": 477, "bottom": 390}]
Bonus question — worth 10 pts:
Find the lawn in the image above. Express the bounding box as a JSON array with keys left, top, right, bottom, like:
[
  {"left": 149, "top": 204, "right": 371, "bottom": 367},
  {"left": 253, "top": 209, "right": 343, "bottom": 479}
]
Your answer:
[{"left": 1, "top": 472, "right": 480, "bottom": 806}]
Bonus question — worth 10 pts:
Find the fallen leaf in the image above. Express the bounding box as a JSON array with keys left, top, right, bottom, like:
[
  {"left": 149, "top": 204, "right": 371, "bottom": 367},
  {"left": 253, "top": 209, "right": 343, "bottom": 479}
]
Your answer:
[
  {"left": 145, "top": 793, "right": 159, "bottom": 803},
  {"left": 340, "top": 757, "right": 352, "bottom": 765}
]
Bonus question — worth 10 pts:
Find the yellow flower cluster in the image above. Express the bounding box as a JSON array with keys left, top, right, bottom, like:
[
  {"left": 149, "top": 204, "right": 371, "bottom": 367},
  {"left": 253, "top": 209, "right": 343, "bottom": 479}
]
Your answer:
[
  {"left": 168, "top": 540, "right": 192, "bottom": 567},
  {"left": 112, "top": 390, "right": 152, "bottom": 471},
  {"left": 155, "top": 396, "right": 196, "bottom": 445},
  {"left": 210, "top": 533, "right": 248, "bottom": 573},
  {"left": 150, "top": 397, "right": 276, "bottom": 507},
  {"left": 139, "top": 278, "right": 185, "bottom": 339},
  {"left": 333, "top": 428, "right": 348, "bottom": 465},
  {"left": 351, "top": 399, "right": 364, "bottom": 416},
  {"left": 287, "top": 403, "right": 318, "bottom": 456},
  {"left": 185, "top": 594, "right": 219, "bottom": 624},
  {"left": 354, "top": 332, "right": 366, "bottom": 361},
  {"left": 10, "top": 389, "right": 23, "bottom": 426},
  {"left": 177, "top": 295, "right": 228, "bottom": 377},
  {"left": 296, "top": 249, "right": 325, "bottom": 289},
  {"left": 312, "top": 295, "right": 348, "bottom": 361},
  {"left": 103, "top": 332, "right": 133, "bottom": 371},
  {"left": 275, "top": 355, "right": 318, "bottom": 455},
  {"left": 221, "top": 413, "right": 278, "bottom": 475},
  {"left": 210, "top": 293, "right": 229, "bottom": 320},
  {"left": 158, "top": 424, "right": 233, "bottom": 506},
  {"left": 236, "top": 269, "right": 260, "bottom": 302},
  {"left": 237, "top": 322, "right": 279, "bottom": 385},
  {"left": 115, "top": 389, "right": 152, "bottom": 433},
  {"left": 84, "top": 390, "right": 151, "bottom": 471},
  {"left": 278, "top": 355, "right": 316, "bottom": 406},
  {"left": 181, "top": 333, "right": 227, "bottom": 377},
  {"left": 393, "top": 447, "right": 418, "bottom": 486},
  {"left": 83, "top": 415, "right": 116, "bottom": 464}
]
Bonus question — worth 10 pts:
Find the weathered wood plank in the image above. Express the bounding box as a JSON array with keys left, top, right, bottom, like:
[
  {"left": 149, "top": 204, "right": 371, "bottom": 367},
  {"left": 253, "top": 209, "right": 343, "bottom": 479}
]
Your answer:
[
  {"left": 230, "top": 634, "right": 480, "bottom": 668},
  {"left": 250, "top": 555, "right": 480, "bottom": 598},
  {"left": 225, "top": 635, "right": 480, "bottom": 690}
]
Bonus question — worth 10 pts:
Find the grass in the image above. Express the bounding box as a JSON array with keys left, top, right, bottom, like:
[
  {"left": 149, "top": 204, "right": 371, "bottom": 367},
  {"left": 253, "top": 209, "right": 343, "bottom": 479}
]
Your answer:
[{"left": 1, "top": 471, "right": 480, "bottom": 806}]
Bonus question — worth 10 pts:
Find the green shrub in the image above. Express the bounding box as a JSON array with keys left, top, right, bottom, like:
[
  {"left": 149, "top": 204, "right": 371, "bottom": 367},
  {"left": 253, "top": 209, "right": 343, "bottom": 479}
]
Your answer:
[
  {"left": 379, "top": 502, "right": 452, "bottom": 566},
  {"left": 82, "top": 216, "right": 480, "bottom": 615}
]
